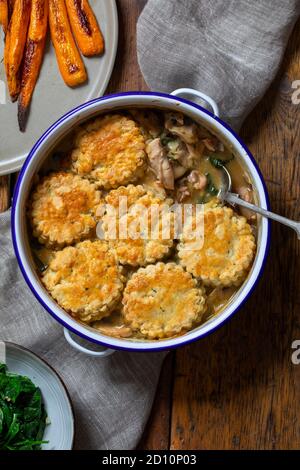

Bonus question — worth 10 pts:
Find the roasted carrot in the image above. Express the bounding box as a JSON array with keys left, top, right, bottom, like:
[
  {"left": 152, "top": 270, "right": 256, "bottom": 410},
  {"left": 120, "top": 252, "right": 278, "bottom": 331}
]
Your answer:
[
  {"left": 49, "top": 0, "right": 87, "bottom": 87},
  {"left": 8, "top": 0, "right": 15, "bottom": 19},
  {"left": 66, "top": 0, "right": 104, "bottom": 57},
  {"left": 0, "top": 0, "right": 8, "bottom": 34},
  {"left": 4, "top": 20, "right": 10, "bottom": 77},
  {"left": 4, "top": 0, "right": 32, "bottom": 102},
  {"left": 18, "top": 0, "right": 48, "bottom": 132}
]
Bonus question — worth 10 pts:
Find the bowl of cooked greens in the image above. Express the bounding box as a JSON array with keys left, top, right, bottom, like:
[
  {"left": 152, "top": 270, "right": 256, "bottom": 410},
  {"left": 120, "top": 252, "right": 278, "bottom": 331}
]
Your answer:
[{"left": 0, "top": 342, "right": 74, "bottom": 450}]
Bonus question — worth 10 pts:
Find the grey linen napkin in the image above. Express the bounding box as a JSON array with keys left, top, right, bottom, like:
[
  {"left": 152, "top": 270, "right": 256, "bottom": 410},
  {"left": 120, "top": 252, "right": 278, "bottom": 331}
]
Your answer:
[
  {"left": 137, "top": 0, "right": 300, "bottom": 130},
  {"left": 0, "top": 211, "right": 164, "bottom": 450}
]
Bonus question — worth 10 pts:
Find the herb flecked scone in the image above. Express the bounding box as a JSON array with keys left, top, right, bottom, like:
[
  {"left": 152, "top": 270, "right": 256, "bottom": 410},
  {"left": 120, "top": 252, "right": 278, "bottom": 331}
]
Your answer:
[
  {"left": 177, "top": 206, "right": 256, "bottom": 287},
  {"left": 71, "top": 114, "right": 146, "bottom": 188},
  {"left": 122, "top": 262, "right": 206, "bottom": 339},
  {"left": 29, "top": 172, "right": 102, "bottom": 248},
  {"left": 102, "top": 184, "right": 176, "bottom": 266},
  {"left": 41, "top": 240, "right": 125, "bottom": 323}
]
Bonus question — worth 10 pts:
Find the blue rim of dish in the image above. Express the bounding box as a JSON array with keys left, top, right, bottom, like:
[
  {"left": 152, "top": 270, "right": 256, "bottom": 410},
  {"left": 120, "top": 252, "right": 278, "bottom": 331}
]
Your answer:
[{"left": 11, "top": 91, "right": 271, "bottom": 353}]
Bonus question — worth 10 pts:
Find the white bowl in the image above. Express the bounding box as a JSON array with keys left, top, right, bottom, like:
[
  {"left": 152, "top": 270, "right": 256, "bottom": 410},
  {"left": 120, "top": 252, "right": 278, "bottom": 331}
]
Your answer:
[
  {"left": 12, "top": 89, "right": 270, "bottom": 354},
  {"left": 2, "top": 342, "right": 74, "bottom": 449}
]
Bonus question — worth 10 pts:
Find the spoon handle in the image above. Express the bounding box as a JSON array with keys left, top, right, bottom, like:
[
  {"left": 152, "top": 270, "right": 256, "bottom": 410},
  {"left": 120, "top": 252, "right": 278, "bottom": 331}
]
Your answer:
[{"left": 225, "top": 192, "right": 300, "bottom": 239}]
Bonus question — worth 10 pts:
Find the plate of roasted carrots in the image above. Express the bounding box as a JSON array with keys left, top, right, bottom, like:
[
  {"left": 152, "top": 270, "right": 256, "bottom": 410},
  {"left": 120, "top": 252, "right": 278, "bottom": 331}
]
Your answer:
[{"left": 0, "top": 0, "right": 118, "bottom": 175}]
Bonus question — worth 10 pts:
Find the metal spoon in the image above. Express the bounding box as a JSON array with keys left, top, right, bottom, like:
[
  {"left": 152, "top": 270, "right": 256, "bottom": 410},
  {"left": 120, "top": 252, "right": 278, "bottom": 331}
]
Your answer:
[
  {"left": 32, "top": 252, "right": 48, "bottom": 273},
  {"left": 219, "top": 166, "right": 300, "bottom": 239}
]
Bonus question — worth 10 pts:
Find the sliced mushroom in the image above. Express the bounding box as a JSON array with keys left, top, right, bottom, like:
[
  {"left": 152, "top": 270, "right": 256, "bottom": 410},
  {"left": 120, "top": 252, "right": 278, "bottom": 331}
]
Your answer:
[
  {"left": 165, "top": 112, "right": 198, "bottom": 144},
  {"left": 236, "top": 185, "right": 256, "bottom": 222},
  {"left": 146, "top": 138, "right": 174, "bottom": 190},
  {"left": 161, "top": 158, "right": 175, "bottom": 190},
  {"left": 176, "top": 184, "right": 190, "bottom": 203},
  {"left": 130, "top": 109, "right": 161, "bottom": 138},
  {"left": 202, "top": 138, "right": 216, "bottom": 152},
  {"left": 186, "top": 143, "right": 201, "bottom": 163},
  {"left": 237, "top": 185, "right": 252, "bottom": 202},
  {"left": 218, "top": 141, "right": 225, "bottom": 152},
  {"left": 164, "top": 137, "right": 200, "bottom": 169},
  {"left": 165, "top": 138, "right": 184, "bottom": 160},
  {"left": 146, "top": 138, "right": 166, "bottom": 175},
  {"left": 187, "top": 170, "right": 207, "bottom": 191},
  {"left": 165, "top": 138, "right": 189, "bottom": 167}
]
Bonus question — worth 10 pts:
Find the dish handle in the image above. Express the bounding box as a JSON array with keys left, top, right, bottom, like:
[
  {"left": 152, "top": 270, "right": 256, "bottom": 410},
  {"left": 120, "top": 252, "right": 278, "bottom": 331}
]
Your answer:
[
  {"left": 171, "top": 88, "right": 220, "bottom": 117},
  {"left": 63, "top": 328, "right": 115, "bottom": 357}
]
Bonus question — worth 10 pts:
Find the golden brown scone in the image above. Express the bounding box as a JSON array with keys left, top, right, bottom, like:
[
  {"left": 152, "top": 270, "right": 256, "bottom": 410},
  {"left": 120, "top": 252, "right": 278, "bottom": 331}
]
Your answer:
[
  {"left": 177, "top": 206, "right": 256, "bottom": 287},
  {"left": 71, "top": 114, "right": 146, "bottom": 188},
  {"left": 102, "top": 184, "right": 175, "bottom": 266},
  {"left": 42, "top": 240, "right": 125, "bottom": 323},
  {"left": 122, "top": 262, "right": 206, "bottom": 339},
  {"left": 29, "top": 172, "right": 102, "bottom": 248}
]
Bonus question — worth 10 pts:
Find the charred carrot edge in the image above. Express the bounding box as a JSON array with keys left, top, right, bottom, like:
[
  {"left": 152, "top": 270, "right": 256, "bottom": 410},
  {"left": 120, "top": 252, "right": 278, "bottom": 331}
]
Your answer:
[
  {"left": 65, "top": 0, "right": 104, "bottom": 57},
  {"left": 5, "top": 0, "right": 32, "bottom": 102},
  {"left": 8, "top": 0, "right": 15, "bottom": 19},
  {"left": 49, "top": 0, "right": 87, "bottom": 87},
  {"left": 4, "top": 0, "right": 13, "bottom": 78},
  {"left": 18, "top": 0, "right": 48, "bottom": 132},
  {"left": 0, "top": 0, "right": 8, "bottom": 34}
]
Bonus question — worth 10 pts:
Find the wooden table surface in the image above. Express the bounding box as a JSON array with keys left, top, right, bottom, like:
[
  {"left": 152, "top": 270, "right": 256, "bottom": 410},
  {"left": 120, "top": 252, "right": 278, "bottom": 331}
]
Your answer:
[{"left": 1, "top": 0, "right": 300, "bottom": 450}]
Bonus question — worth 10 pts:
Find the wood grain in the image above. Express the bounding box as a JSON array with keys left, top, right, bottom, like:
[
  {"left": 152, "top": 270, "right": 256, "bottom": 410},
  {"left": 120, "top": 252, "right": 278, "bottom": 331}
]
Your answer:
[
  {"left": 170, "top": 18, "right": 300, "bottom": 450},
  {"left": 138, "top": 354, "right": 174, "bottom": 450},
  {"left": 106, "top": 0, "right": 148, "bottom": 93}
]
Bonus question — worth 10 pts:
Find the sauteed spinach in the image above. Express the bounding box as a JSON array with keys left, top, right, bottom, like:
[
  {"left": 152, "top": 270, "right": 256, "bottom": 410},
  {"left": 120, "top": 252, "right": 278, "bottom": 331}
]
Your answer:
[
  {"left": 0, "top": 363, "right": 48, "bottom": 450},
  {"left": 209, "top": 154, "right": 234, "bottom": 168}
]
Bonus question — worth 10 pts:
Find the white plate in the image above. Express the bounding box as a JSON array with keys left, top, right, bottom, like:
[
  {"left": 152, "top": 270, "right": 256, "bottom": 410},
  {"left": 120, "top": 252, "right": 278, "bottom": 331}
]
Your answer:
[
  {"left": 0, "top": 0, "right": 118, "bottom": 175},
  {"left": 2, "top": 342, "right": 75, "bottom": 450}
]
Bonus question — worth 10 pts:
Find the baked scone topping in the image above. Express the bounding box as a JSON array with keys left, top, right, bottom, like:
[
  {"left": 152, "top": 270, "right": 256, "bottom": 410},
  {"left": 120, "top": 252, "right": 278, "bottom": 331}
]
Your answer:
[
  {"left": 177, "top": 206, "right": 256, "bottom": 287},
  {"left": 29, "top": 172, "right": 102, "bottom": 248},
  {"left": 71, "top": 114, "right": 146, "bottom": 188},
  {"left": 41, "top": 240, "right": 125, "bottom": 323},
  {"left": 102, "top": 184, "right": 176, "bottom": 266},
  {"left": 122, "top": 263, "right": 206, "bottom": 339}
]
